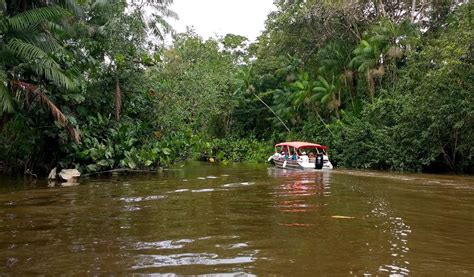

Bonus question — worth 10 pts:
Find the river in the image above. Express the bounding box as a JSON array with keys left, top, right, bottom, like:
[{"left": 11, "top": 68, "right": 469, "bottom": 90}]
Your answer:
[{"left": 0, "top": 162, "right": 473, "bottom": 275}]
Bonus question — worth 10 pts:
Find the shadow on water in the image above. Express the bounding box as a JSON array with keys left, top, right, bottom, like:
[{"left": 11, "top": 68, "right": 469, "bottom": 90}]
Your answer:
[{"left": 0, "top": 162, "right": 473, "bottom": 275}]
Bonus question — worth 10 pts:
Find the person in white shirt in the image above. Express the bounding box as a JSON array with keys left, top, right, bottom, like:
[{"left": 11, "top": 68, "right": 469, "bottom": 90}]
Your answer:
[{"left": 299, "top": 151, "right": 309, "bottom": 163}]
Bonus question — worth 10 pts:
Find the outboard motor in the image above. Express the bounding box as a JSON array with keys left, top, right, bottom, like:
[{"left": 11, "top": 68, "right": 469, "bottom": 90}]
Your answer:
[{"left": 315, "top": 153, "right": 324, "bottom": 169}]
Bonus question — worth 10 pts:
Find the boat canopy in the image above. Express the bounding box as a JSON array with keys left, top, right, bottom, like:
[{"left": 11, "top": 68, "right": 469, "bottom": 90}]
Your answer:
[{"left": 275, "top": 141, "right": 328, "bottom": 150}]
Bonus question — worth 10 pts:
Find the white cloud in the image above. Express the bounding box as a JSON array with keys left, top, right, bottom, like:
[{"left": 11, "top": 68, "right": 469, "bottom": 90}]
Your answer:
[{"left": 169, "top": 0, "right": 276, "bottom": 41}]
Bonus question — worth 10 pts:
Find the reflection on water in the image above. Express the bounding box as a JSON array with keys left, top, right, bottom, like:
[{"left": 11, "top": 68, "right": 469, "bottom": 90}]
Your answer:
[
  {"left": 270, "top": 170, "right": 328, "bottom": 219},
  {"left": 370, "top": 198, "right": 412, "bottom": 275},
  {"left": 0, "top": 163, "right": 473, "bottom": 275}
]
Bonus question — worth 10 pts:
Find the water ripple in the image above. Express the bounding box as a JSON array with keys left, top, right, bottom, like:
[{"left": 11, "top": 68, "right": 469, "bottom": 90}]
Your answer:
[
  {"left": 134, "top": 239, "right": 194, "bottom": 250},
  {"left": 120, "top": 195, "right": 166, "bottom": 203},
  {"left": 132, "top": 253, "right": 255, "bottom": 269},
  {"left": 191, "top": 189, "right": 215, "bottom": 193}
]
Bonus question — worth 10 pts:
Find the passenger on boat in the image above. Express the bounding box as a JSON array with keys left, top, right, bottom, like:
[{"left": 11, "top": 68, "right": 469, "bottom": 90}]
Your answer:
[
  {"left": 273, "top": 151, "right": 283, "bottom": 159},
  {"left": 299, "top": 152, "right": 309, "bottom": 163},
  {"left": 291, "top": 151, "right": 297, "bottom": 160}
]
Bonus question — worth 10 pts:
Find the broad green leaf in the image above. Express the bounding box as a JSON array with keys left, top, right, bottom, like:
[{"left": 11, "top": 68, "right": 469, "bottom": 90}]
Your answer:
[{"left": 162, "top": 148, "right": 171, "bottom": 155}]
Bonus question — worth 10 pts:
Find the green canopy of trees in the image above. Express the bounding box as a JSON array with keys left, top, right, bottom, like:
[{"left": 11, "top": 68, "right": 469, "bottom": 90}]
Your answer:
[{"left": 0, "top": 0, "right": 472, "bottom": 175}]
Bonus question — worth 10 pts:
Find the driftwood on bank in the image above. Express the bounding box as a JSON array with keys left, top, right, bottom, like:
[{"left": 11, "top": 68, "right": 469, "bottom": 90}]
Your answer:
[
  {"left": 48, "top": 168, "right": 81, "bottom": 181},
  {"left": 48, "top": 168, "right": 81, "bottom": 187},
  {"left": 82, "top": 168, "right": 160, "bottom": 177}
]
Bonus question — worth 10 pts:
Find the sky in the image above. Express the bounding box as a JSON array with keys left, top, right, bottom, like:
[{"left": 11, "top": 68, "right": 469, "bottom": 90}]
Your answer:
[{"left": 169, "top": 0, "right": 277, "bottom": 41}]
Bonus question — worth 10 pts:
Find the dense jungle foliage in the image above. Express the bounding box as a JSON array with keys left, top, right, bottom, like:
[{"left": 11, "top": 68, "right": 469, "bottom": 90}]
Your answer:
[{"left": 0, "top": 0, "right": 472, "bottom": 175}]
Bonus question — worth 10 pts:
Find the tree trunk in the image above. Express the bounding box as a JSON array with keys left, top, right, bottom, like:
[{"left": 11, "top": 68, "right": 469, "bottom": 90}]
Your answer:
[
  {"left": 115, "top": 78, "right": 122, "bottom": 121},
  {"left": 411, "top": 0, "right": 417, "bottom": 23},
  {"left": 378, "top": 0, "right": 387, "bottom": 17},
  {"left": 367, "top": 71, "right": 375, "bottom": 102}
]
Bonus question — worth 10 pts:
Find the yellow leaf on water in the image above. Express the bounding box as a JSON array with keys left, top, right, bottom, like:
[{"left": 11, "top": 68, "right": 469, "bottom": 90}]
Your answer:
[{"left": 332, "top": 216, "right": 355, "bottom": 219}]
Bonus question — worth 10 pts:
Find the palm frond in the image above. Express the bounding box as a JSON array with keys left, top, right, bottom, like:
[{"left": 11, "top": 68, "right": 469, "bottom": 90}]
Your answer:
[
  {"left": 153, "top": 6, "right": 178, "bottom": 19},
  {"left": 66, "top": 126, "right": 81, "bottom": 143},
  {"left": 313, "top": 87, "right": 326, "bottom": 93},
  {"left": 42, "top": 21, "right": 68, "bottom": 37},
  {"left": 7, "top": 37, "right": 52, "bottom": 64},
  {"left": 12, "top": 80, "right": 80, "bottom": 142},
  {"left": 8, "top": 5, "right": 71, "bottom": 31},
  {"left": 13, "top": 81, "right": 67, "bottom": 125},
  {"left": 148, "top": 19, "right": 165, "bottom": 41},
  {"left": 151, "top": 14, "right": 174, "bottom": 35},
  {"left": 310, "top": 92, "right": 324, "bottom": 102},
  {"left": 7, "top": 38, "right": 75, "bottom": 90},
  {"left": 56, "top": 0, "right": 84, "bottom": 17},
  {"left": 318, "top": 76, "right": 330, "bottom": 88},
  {"left": 8, "top": 23, "right": 44, "bottom": 44},
  {"left": 130, "top": 0, "right": 174, "bottom": 6},
  {"left": 291, "top": 81, "right": 305, "bottom": 90},
  {"left": 33, "top": 34, "right": 63, "bottom": 53},
  {"left": 12, "top": 28, "right": 63, "bottom": 53},
  {"left": 32, "top": 61, "right": 76, "bottom": 90}
]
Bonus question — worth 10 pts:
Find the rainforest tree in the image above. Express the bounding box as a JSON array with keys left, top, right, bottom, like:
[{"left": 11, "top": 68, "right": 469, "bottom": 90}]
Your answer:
[{"left": 0, "top": 0, "right": 472, "bottom": 174}]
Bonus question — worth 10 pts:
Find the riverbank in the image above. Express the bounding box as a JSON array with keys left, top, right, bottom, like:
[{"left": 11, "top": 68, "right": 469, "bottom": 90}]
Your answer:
[{"left": 1, "top": 132, "right": 473, "bottom": 176}]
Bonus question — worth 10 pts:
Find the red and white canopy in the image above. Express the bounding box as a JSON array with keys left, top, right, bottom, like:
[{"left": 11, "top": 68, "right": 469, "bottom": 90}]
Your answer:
[{"left": 275, "top": 141, "right": 328, "bottom": 150}]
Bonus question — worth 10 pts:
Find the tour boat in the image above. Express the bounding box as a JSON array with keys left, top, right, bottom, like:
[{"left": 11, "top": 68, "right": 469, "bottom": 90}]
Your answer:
[{"left": 268, "top": 141, "right": 333, "bottom": 170}]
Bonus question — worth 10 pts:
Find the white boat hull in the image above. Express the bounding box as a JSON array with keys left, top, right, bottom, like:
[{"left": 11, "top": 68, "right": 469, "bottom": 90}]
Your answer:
[{"left": 272, "top": 157, "right": 333, "bottom": 170}]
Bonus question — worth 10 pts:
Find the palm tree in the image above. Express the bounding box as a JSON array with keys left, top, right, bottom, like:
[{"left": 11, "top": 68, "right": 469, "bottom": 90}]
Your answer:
[
  {"left": 312, "top": 75, "right": 340, "bottom": 119},
  {"left": 349, "top": 19, "right": 419, "bottom": 101},
  {"left": 290, "top": 72, "right": 314, "bottom": 108},
  {"left": 349, "top": 38, "right": 383, "bottom": 101},
  {"left": 317, "top": 40, "right": 355, "bottom": 110},
  {"left": 288, "top": 72, "right": 335, "bottom": 136},
  {"left": 0, "top": 1, "right": 80, "bottom": 141}
]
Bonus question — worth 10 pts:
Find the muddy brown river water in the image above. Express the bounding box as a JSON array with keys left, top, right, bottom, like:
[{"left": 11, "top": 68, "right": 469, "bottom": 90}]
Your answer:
[{"left": 0, "top": 162, "right": 473, "bottom": 275}]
